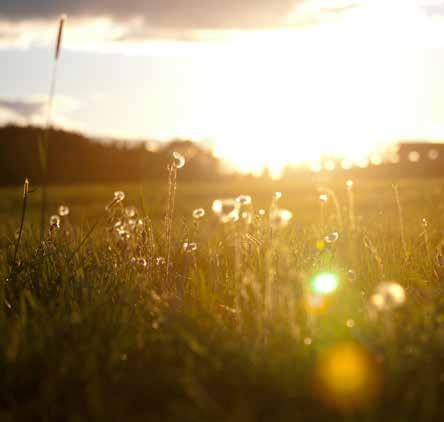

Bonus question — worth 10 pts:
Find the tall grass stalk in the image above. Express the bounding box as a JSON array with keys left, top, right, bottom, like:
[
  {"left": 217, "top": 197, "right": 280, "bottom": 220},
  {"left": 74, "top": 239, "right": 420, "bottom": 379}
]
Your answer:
[
  {"left": 393, "top": 184, "right": 408, "bottom": 260},
  {"left": 39, "top": 15, "right": 66, "bottom": 241},
  {"left": 12, "top": 179, "right": 29, "bottom": 268},
  {"left": 164, "top": 162, "right": 177, "bottom": 289},
  {"left": 347, "top": 183, "right": 356, "bottom": 231}
]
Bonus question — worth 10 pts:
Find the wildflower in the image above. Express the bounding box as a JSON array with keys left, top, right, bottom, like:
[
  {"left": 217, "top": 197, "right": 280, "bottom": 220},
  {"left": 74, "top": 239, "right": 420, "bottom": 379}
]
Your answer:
[
  {"left": 325, "top": 231, "right": 339, "bottom": 244},
  {"left": 192, "top": 208, "right": 205, "bottom": 219},
  {"left": 370, "top": 282, "right": 406, "bottom": 311},
  {"left": 173, "top": 151, "right": 185, "bottom": 169},
  {"left": 183, "top": 242, "right": 197, "bottom": 253},
  {"left": 269, "top": 208, "right": 293, "bottom": 228}
]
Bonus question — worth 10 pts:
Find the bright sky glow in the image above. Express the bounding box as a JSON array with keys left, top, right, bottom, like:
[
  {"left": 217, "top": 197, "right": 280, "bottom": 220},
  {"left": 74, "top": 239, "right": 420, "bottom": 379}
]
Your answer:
[{"left": 1, "top": 0, "right": 444, "bottom": 176}]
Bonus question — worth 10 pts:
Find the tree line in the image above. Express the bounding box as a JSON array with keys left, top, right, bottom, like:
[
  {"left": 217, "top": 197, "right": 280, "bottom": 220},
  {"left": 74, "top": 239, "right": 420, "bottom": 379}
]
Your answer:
[{"left": 0, "top": 125, "right": 223, "bottom": 186}]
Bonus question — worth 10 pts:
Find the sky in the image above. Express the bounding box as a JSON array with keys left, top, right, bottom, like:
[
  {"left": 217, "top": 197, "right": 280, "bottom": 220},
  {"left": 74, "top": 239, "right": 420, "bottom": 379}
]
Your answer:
[{"left": 1, "top": 0, "right": 444, "bottom": 175}]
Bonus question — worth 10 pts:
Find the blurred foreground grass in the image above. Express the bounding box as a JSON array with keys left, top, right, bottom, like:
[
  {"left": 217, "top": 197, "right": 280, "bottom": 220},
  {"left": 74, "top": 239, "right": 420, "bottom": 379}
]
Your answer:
[{"left": 1, "top": 177, "right": 444, "bottom": 421}]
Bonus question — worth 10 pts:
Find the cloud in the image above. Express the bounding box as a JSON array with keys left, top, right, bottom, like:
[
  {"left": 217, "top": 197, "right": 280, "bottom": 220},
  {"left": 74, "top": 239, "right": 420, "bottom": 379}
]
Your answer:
[
  {"left": 0, "top": 0, "right": 301, "bottom": 30},
  {"left": 0, "top": 98, "right": 46, "bottom": 119},
  {"left": 0, "top": 96, "right": 83, "bottom": 131}
]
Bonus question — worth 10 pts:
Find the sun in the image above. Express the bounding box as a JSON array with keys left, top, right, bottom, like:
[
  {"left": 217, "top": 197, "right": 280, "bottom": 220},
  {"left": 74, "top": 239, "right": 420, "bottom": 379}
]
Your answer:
[{"left": 175, "top": 0, "right": 434, "bottom": 176}]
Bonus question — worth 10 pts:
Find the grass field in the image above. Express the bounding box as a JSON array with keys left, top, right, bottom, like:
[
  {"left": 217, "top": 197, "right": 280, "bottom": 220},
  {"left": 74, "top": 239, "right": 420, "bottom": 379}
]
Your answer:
[{"left": 1, "top": 175, "right": 444, "bottom": 421}]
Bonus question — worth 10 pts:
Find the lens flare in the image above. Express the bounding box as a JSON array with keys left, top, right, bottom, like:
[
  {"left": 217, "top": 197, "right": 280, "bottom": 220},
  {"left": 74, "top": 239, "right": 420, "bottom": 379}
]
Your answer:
[
  {"left": 311, "top": 273, "right": 339, "bottom": 295},
  {"left": 313, "top": 342, "right": 381, "bottom": 412}
]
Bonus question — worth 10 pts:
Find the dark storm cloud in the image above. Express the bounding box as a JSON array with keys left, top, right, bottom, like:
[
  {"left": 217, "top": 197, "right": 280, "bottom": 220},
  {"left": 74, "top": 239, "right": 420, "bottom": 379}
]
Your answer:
[
  {"left": 0, "top": 0, "right": 301, "bottom": 29},
  {"left": 0, "top": 99, "right": 45, "bottom": 118}
]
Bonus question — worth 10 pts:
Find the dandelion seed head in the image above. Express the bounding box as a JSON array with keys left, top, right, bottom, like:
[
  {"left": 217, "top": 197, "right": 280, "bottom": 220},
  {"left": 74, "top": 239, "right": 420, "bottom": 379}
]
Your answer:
[
  {"left": 236, "top": 195, "right": 252, "bottom": 206},
  {"left": 212, "top": 199, "right": 240, "bottom": 223},
  {"left": 422, "top": 218, "right": 428, "bottom": 228},
  {"left": 273, "top": 191, "right": 282, "bottom": 201},
  {"left": 114, "top": 191, "right": 125, "bottom": 201},
  {"left": 319, "top": 194, "right": 328, "bottom": 203},
  {"left": 58, "top": 205, "right": 70, "bottom": 217},
  {"left": 49, "top": 215, "right": 60, "bottom": 229},
  {"left": 325, "top": 231, "right": 339, "bottom": 244},
  {"left": 304, "top": 337, "right": 313, "bottom": 346},
  {"left": 346, "top": 319, "right": 355, "bottom": 328},
  {"left": 116, "top": 227, "right": 130, "bottom": 240},
  {"left": 370, "top": 282, "right": 406, "bottom": 311},
  {"left": 173, "top": 151, "right": 186, "bottom": 169},
  {"left": 241, "top": 211, "right": 253, "bottom": 224},
  {"left": 131, "top": 257, "right": 147, "bottom": 268},
  {"left": 270, "top": 208, "right": 293, "bottom": 228},
  {"left": 258, "top": 209, "right": 266, "bottom": 216},
  {"left": 348, "top": 269, "right": 357, "bottom": 282},
  {"left": 183, "top": 242, "right": 198, "bottom": 253},
  {"left": 192, "top": 208, "right": 205, "bottom": 219},
  {"left": 125, "top": 206, "right": 137, "bottom": 218},
  {"left": 156, "top": 257, "right": 166, "bottom": 266},
  {"left": 346, "top": 180, "right": 354, "bottom": 189}
]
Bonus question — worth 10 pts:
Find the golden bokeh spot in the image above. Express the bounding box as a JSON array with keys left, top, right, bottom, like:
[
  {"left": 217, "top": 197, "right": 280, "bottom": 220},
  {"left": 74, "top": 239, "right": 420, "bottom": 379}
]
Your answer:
[
  {"left": 312, "top": 342, "right": 381, "bottom": 412},
  {"left": 316, "top": 240, "right": 325, "bottom": 251}
]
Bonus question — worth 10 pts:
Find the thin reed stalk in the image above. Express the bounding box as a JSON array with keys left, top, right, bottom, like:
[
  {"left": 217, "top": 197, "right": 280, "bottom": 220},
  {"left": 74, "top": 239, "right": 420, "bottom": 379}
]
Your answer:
[
  {"left": 347, "top": 182, "right": 356, "bottom": 231},
  {"left": 164, "top": 163, "right": 177, "bottom": 288},
  {"left": 39, "top": 15, "right": 66, "bottom": 241},
  {"left": 393, "top": 184, "right": 408, "bottom": 260},
  {"left": 12, "top": 179, "right": 29, "bottom": 268}
]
